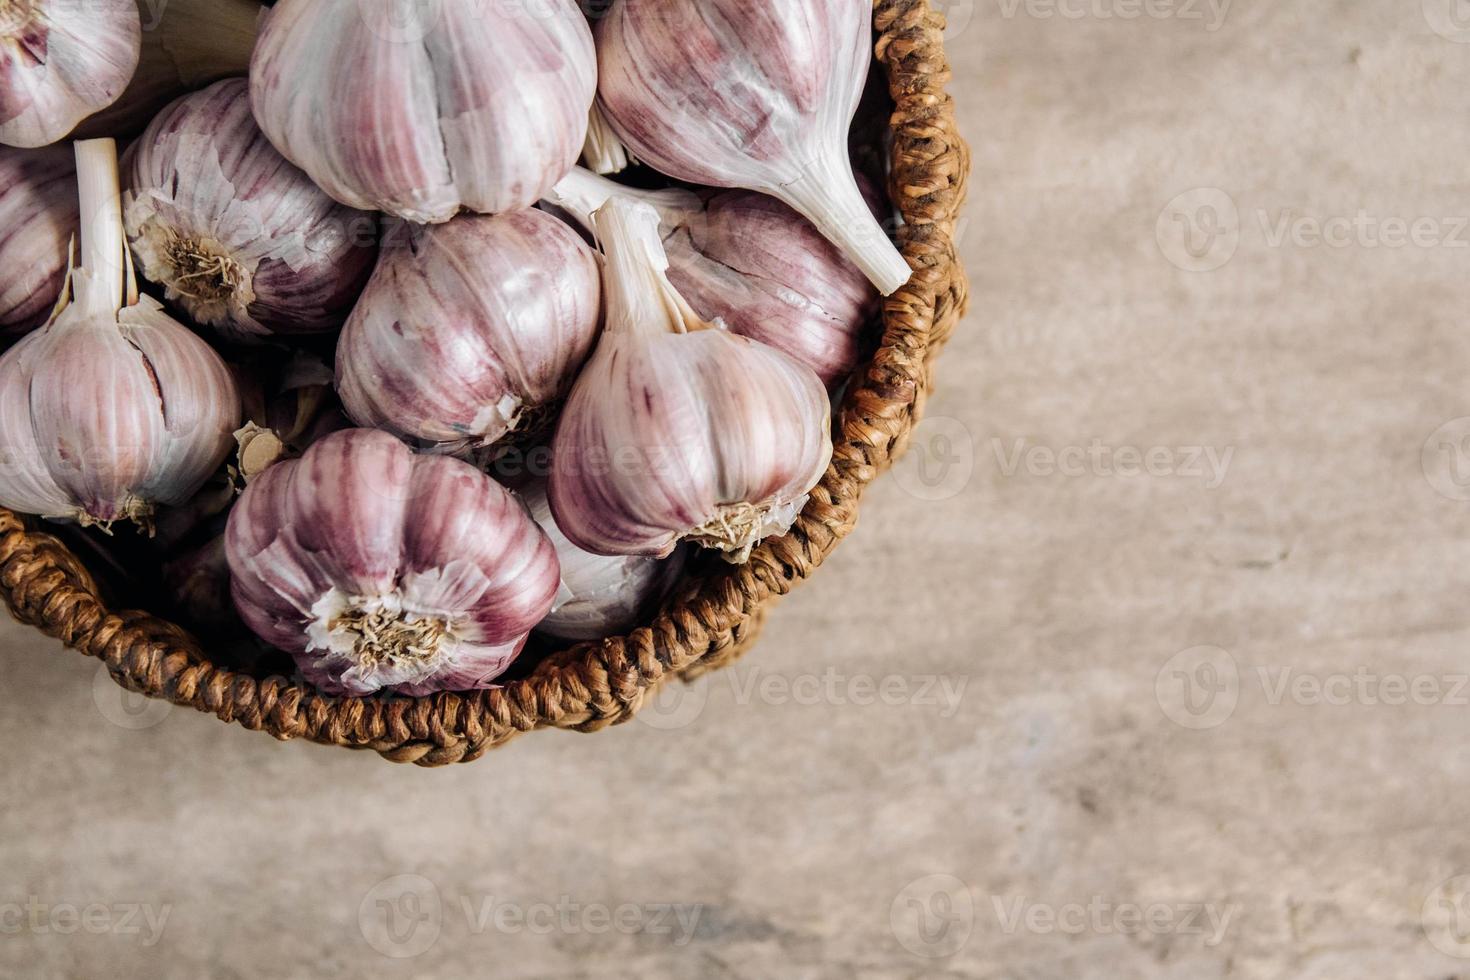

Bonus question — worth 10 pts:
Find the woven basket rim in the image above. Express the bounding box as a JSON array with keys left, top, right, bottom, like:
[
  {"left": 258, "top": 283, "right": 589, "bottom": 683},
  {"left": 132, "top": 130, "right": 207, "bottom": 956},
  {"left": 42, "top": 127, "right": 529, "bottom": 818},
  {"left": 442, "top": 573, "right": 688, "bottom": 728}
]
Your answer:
[{"left": 0, "top": 0, "right": 971, "bottom": 766}]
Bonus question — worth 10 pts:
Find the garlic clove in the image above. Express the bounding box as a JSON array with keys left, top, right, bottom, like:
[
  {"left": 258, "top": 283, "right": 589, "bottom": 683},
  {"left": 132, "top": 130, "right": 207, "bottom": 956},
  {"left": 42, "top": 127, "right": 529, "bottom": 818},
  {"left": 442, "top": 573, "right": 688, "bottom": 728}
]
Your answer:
[
  {"left": 279, "top": 427, "right": 414, "bottom": 598},
  {"left": 0, "top": 0, "right": 141, "bottom": 148},
  {"left": 595, "top": 0, "right": 912, "bottom": 294},
  {"left": 0, "top": 144, "right": 76, "bottom": 338},
  {"left": 121, "top": 297, "right": 248, "bottom": 505},
  {"left": 549, "top": 199, "right": 832, "bottom": 562},
  {"left": 336, "top": 209, "right": 601, "bottom": 456},
  {"left": 401, "top": 457, "right": 560, "bottom": 639},
  {"left": 250, "top": 0, "right": 597, "bottom": 223},
  {"left": 124, "top": 78, "right": 377, "bottom": 341},
  {"left": 0, "top": 333, "right": 72, "bottom": 518}
]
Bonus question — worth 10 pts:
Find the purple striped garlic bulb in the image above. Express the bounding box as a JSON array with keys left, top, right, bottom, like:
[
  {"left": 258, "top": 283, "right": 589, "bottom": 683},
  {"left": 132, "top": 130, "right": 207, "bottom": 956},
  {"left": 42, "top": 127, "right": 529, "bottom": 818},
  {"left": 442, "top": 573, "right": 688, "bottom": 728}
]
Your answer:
[
  {"left": 226, "top": 428, "right": 560, "bottom": 696},
  {"left": 0, "top": 139, "right": 239, "bottom": 530},
  {"left": 595, "top": 0, "right": 911, "bottom": 295},
  {"left": 336, "top": 209, "right": 601, "bottom": 456},
  {"left": 549, "top": 199, "right": 832, "bottom": 562},
  {"left": 0, "top": 143, "right": 76, "bottom": 338},
  {"left": 0, "top": 0, "right": 140, "bottom": 147},
  {"left": 123, "top": 78, "right": 377, "bottom": 342},
  {"left": 521, "top": 481, "right": 684, "bottom": 641},
  {"left": 249, "top": 0, "right": 597, "bottom": 223},
  {"left": 546, "top": 166, "right": 879, "bottom": 388}
]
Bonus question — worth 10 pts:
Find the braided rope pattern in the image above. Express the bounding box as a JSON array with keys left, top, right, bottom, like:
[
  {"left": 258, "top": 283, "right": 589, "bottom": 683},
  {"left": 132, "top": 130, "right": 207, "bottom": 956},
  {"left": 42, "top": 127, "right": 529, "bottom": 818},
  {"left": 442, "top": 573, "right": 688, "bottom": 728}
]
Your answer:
[{"left": 0, "top": 0, "right": 970, "bottom": 766}]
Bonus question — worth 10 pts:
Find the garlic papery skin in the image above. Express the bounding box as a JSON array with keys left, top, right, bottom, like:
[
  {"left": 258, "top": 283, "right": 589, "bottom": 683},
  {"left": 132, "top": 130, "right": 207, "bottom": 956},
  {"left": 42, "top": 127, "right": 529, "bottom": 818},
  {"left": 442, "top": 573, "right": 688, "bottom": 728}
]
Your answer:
[
  {"left": 337, "top": 209, "right": 601, "bottom": 456},
  {"left": 594, "top": 0, "right": 911, "bottom": 295},
  {"left": 249, "top": 0, "right": 596, "bottom": 224},
  {"left": 521, "top": 481, "right": 684, "bottom": 641},
  {"left": 0, "top": 139, "right": 240, "bottom": 530},
  {"left": 123, "top": 78, "right": 377, "bottom": 341},
  {"left": 581, "top": 102, "right": 631, "bottom": 176},
  {"left": 547, "top": 166, "right": 878, "bottom": 387},
  {"left": 225, "top": 428, "right": 561, "bottom": 696},
  {"left": 548, "top": 199, "right": 832, "bottom": 562},
  {"left": 0, "top": 0, "right": 141, "bottom": 147},
  {"left": 0, "top": 143, "right": 76, "bottom": 338}
]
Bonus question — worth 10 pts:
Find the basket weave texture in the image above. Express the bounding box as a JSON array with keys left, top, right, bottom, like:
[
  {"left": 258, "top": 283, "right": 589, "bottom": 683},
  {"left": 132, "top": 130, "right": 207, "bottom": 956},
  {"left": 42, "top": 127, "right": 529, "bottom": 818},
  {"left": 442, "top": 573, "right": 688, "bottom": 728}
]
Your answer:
[{"left": 0, "top": 0, "right": 971, "bottom": 766}]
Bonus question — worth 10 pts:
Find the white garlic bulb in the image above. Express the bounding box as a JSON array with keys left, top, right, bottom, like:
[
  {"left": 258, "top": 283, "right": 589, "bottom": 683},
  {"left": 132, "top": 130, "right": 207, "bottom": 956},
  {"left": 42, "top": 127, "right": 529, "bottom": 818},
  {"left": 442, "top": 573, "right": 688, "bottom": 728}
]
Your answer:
[
  {"left": 124, "top": 78, "right": 377, "bottom": 341},
  {"left": 250, "top": 0, "right": 597, "bottom": 223},
  {"left": 0, "top": 143, "right": 76, "bottom": 338},
  {"left": 595, "top": 0, "right": 912, "bottom": 295},
  {"left": 226, "top": 428, "right": 561, "bottom": 696},
  {"left": 521, "top": 482, "right": 684, "bottom": 641},
  {"left": 549, "top": 199, "right": 832, "bottom": 562},
  {"left": 0, "top": 140, "right": 240, "bottom": 529},
  {"left": 0, "top": 0, "right": 141, "bottom": 148},
  {"left": 336, "top": 209, "right": 602, "bottom": 456}
]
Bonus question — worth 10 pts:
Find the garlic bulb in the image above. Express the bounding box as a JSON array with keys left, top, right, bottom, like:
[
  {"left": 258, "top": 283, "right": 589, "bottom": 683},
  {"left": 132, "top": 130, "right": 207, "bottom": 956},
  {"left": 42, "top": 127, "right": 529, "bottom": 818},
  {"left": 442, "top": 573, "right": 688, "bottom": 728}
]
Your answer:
[
  {"left": 0, "top": 139, "right": 239, "bottom": 529},
  {"left": 0, "top": 0, "right": 140, "bottom": 147},
  {"left": 0, "top": 143, "right": 75, "bottom": 338},
  {"left": 595, "top": 0, "right": 912, "bottom": 295},
  {"left": 549, "top": 199, "right": 832, "bottom": 562},
  {"left": 547, "top": 166, "right": 879, "bottom": 387},
  {"left": 250, "top": 0, "right": 597, "bottom": 223},
  {"left": 521, "top": 482, "right": 684, "bottom": 641},
  {"left": 226, "top": 428, "right": 561, "bottom": 696},
  {"left": 124, "top": 78, "right": 377, "bottom": 341},
  {"left": 337, "top": 209, "right": 601, "bottom": 456}
]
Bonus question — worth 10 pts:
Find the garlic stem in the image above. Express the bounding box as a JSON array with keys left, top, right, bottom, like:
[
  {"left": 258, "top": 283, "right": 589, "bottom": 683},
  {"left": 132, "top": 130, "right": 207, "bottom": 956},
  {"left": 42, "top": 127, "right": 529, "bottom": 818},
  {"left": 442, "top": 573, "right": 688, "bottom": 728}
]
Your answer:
[
  {"left": 593, "top": 200, "right": 706, "bottom": 337},
  {"left": 234, "top": 423, "right": 287, "bottom": 482},
  {"left": 581, "top": 103, "right": 632, "bottom": 175},
  {"left": 545, "top": 166, "right": 699, "bottom": 236},
  {"left": 73, "top": 139, "right": 128, "bottom": 317},
  {"left": 775, "top": 149, "right": 912, "bottom": 297}
]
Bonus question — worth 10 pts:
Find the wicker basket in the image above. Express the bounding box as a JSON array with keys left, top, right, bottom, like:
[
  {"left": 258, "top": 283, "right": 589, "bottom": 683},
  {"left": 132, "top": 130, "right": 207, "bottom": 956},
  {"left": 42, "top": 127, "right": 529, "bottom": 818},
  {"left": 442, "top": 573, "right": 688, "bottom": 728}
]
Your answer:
[{"left": 0, "top": 0, "right": 970, "bottom": 766}]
